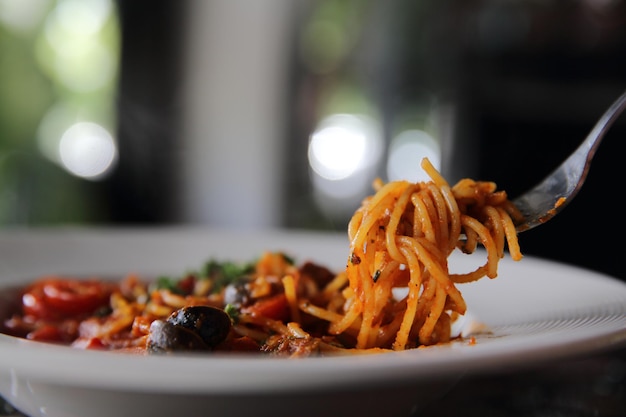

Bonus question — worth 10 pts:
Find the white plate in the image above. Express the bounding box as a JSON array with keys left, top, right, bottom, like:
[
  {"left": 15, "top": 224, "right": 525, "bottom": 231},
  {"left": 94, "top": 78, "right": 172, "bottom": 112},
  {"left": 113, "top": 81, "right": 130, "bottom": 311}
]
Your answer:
[{"left": 1, "top": 228, "right": 625, "bottom": 417}]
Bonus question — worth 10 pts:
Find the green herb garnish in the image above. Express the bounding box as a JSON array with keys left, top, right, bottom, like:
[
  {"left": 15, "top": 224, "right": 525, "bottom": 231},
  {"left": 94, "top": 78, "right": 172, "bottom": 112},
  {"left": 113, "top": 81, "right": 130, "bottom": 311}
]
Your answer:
[{"left": 201, "top": 259, "right": 255, "bottom": 293}]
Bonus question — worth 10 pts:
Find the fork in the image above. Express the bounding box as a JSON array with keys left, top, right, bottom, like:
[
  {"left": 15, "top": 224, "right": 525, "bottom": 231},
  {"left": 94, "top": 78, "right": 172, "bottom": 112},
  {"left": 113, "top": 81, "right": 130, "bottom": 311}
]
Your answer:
[{"left": 512, "top": 89, "right": 626, "bottom": 232}]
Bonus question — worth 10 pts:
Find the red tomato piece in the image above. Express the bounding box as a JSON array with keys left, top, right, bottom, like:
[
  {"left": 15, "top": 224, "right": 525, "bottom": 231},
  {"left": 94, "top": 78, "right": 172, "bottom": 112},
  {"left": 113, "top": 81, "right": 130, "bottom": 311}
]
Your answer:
[
  {"left": 224, "top": 336, "right": 261, "bottom": 352},
  {"left": 72, "top": 337, "right": 107, "bottom": 350},
  {"left": 242, "top": 293, "right": 290, "bottom": 321},
  {"left": 176, "top": 275, "right": 196, "bottom": 294},
  {"left": 22, "top": 277, "right": 114, "bottom": 320},
  {"left": 26, "top": 324, "right": 64, "bottom": 342}
]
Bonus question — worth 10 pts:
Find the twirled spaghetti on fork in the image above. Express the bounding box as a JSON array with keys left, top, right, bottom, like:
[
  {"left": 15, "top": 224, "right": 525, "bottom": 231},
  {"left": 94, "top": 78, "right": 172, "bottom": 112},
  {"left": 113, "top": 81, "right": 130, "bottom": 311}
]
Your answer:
[{"left": 308, "top": 158, "right": 523, "bottom": 351}]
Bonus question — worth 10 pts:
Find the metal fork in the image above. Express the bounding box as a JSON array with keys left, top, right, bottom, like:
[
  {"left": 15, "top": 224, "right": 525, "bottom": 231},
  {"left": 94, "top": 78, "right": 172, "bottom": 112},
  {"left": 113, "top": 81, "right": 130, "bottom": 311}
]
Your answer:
[{"left": 512, "top": 89, "right": 626, "bottom": 232}]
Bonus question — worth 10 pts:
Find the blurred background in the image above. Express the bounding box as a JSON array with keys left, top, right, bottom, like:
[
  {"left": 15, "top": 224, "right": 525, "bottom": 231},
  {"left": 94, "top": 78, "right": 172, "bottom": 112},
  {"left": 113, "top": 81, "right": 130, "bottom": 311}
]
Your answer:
[{"left": 0, "top": 0, "right": 625, "bottom": 281}]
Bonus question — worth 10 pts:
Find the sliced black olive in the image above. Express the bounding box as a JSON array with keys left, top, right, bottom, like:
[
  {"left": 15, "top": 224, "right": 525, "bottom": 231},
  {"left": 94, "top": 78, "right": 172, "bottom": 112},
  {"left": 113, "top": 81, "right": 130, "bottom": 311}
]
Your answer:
[
  {"left": 166, "top": 306, "right": 232, "bottom": 348},
  {"left": 146, "top": 319, "right": 209, "bottom": 353}
]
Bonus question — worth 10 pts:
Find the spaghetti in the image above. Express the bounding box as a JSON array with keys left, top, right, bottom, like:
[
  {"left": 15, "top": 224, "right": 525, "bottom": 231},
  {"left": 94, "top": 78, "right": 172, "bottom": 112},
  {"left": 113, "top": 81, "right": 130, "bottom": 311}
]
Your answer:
[
  {"left": 2, "top": 158, "right": 523, "bottom": 356},
  {"left": 324, "top": 158, "right": 523, "bottom": 350}
]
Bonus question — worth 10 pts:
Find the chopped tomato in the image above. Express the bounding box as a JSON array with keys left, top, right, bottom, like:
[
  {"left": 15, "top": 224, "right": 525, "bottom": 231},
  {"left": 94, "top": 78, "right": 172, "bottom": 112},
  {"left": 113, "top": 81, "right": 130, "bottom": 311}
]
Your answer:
[
  {"left": 26, "top": 324, "right": 64, "bottom": 342},
  {"left": 220, "top": 336, "right": 260, "bottom": 352},
  {"left": 22, "top": 277, "right": 114, "bottom": 320},
  {"left": 176, "top": 275, "right": 196, "bottom": 294},
  {"left": 242, "top": 293, "right": 290, "bottom": 321},
  {"left": 72, "top": 337, "right": 107, "bottom": 350}
]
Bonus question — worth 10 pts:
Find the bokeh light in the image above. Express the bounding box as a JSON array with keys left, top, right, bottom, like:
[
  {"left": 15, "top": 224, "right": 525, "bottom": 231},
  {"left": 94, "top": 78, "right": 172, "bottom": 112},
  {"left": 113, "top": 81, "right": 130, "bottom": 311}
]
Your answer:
[
  {"left": 386, "top": 129, "right": 441, "bottom": 182},
  {"left": 308, "top": 113, "right": 383, "bottom": 217},
  {"left": 0, "top": 0, "right": 50, "bottom": 34},
  {"left": 308, "top": 114, "right": 373, "bottom": 181},
  {"left": 59, "top": 121, "right": 117, "bottom": 179},
  {"left": 41, "top": 0, "right": 116, "bottom": 93}
]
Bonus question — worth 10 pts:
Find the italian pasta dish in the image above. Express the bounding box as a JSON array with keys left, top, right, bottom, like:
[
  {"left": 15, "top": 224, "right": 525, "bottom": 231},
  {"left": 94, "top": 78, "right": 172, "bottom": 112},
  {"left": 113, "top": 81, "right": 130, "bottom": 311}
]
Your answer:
[{"left": 2, "top": 158, "right": 524, "bottom": 357}]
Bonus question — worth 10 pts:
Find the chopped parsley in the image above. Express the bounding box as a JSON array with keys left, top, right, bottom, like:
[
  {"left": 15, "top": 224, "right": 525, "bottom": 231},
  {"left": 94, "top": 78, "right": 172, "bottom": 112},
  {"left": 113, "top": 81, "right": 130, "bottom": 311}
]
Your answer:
[
  {"left": 150, "top": 276, "right": 184, "bottom": 294},
  {"left": 224, "top": 303, "right": 240, "bottom": 324},
  {"left": 201, "top": 259, "right": 255, "bottom": 293}
]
